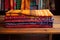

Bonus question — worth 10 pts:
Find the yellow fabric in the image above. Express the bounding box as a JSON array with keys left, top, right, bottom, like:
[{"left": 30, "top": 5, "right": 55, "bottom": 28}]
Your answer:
[
  {"left": 30, "top": 9, "right": 53, "bottom": 16},
  {"left": 6, "top": 9, "right": 53, "bottom": 16},
  {"left": 6, "top": 13, "right": 19, "bottom": 16},
  {"left": 21, "top": 10, "right": 30, "bottom": 15}
]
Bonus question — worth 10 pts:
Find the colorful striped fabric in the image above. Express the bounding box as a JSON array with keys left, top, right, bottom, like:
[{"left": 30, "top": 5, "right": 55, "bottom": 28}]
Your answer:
[
  {"left": 5, "top": 16, "right": 53, "bottom": 22},
  {"left": 5, "top": 9, "right": 53, "bottom": 28},
  {"left": 0, "top": 0, "right": 55, "bottom": 11}
]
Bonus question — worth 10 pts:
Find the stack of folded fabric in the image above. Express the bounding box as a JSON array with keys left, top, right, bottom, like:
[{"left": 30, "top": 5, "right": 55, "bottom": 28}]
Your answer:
[{"left": 5, "top": 9, "right": 53, "bottom": 28}]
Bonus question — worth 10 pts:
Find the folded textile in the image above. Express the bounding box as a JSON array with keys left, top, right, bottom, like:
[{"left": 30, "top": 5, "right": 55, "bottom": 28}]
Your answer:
[{"left": 5, "top": 10, "right": 53, "bottom": 28}]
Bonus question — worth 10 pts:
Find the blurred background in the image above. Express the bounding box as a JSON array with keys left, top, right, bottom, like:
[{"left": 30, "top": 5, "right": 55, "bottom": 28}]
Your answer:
[{"left": 0, "top": 0, "right": 59, "bottom": 15}]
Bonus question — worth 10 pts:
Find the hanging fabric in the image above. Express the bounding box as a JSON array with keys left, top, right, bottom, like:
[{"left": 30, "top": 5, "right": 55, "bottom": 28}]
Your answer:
[
  {"left": 1, "top": 0, "right": 5, "bottom": 10},
  {"left": 16, "top": 0, "right": 21, "bottom": 10},
  {"left": 21, "top": 0, "right": 30, "bottom": 10},
  {"left": 10, "top": 0, "right": 14, "bottom": 10},
  {"left": 5, "top": 0, "right": 10, "bottom": 11}
]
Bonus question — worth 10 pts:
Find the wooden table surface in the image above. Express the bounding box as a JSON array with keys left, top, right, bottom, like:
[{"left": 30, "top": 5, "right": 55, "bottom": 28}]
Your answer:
[{"left": 0, "top": 16, "right": 60, "bottom": 34}]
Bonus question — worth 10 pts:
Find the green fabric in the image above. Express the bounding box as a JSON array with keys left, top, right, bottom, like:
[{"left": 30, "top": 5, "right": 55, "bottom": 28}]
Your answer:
[
  {"left": 16, "top": 0, "right": 21, "bottom": 9},
  {"left": 30, "top": 2, "right": 36, "bottom": 6},
  {"left": 30, "top": 0, "right": 36, "bottom": 6}
]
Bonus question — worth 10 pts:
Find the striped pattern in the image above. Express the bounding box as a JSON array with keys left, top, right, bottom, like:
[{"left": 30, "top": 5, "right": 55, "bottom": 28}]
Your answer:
[
  {"left": 5, "top": 10, "right": 53, "bottom": 28},
  {"left": 6, "top": 9, "right": 53, "bottom": 16}
]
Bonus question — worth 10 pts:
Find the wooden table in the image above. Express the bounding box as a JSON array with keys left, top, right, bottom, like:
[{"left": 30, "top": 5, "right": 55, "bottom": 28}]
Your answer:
[{"left": 0, "top": 27, "right": 60, "bottom": 34}]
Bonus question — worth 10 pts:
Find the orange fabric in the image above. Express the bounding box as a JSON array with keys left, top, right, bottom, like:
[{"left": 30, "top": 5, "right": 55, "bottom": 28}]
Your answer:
[
  {"left": 6, "top": 10, "right": 53, "bottom": 16},
  {"left": 10, "top": 0, "right": 14, "bottom": 10},
  {"left": 21, "top": 0, "right": 30, "bottom": 10}
]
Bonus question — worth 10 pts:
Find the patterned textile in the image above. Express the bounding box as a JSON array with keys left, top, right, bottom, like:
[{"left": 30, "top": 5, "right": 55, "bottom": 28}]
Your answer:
[{"left": 5, "top": 10, "right": 53, "bottom": 28}]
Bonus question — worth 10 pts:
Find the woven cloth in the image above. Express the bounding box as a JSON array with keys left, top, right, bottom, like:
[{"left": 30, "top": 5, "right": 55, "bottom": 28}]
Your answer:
[{"left": 6, "top": 9, "right": 53, "bottom": 16}]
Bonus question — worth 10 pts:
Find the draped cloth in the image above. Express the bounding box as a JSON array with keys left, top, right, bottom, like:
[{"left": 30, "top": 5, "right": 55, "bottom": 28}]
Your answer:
[
  {"left": 10, "top": 0, "right": 16, "bottom": 10},
  {"left": 10, "top": 0, "right": 30, "bottom": 10},
  {"left": 10, "top": 0, "right": 14, "bottom": 10},
  {"left": 21, "top": 0, "right": 30, "bottom": 10}
]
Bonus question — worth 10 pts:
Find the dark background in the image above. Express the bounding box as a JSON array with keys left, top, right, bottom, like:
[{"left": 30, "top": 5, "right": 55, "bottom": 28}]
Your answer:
[
  {"left": 54, "top": 0, "right": 60, "bottom": 15},
  {"left": 50, "top": 0, "right": 60, "bottom": 15}
]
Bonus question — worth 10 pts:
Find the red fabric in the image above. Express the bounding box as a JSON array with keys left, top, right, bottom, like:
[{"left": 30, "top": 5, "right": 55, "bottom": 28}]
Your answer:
[
  {"left": 5, "top": 25, "right": 52, "bottom": 28},
  {"left": 5, "top": 0, "right": 9, "bottom": 10}
]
